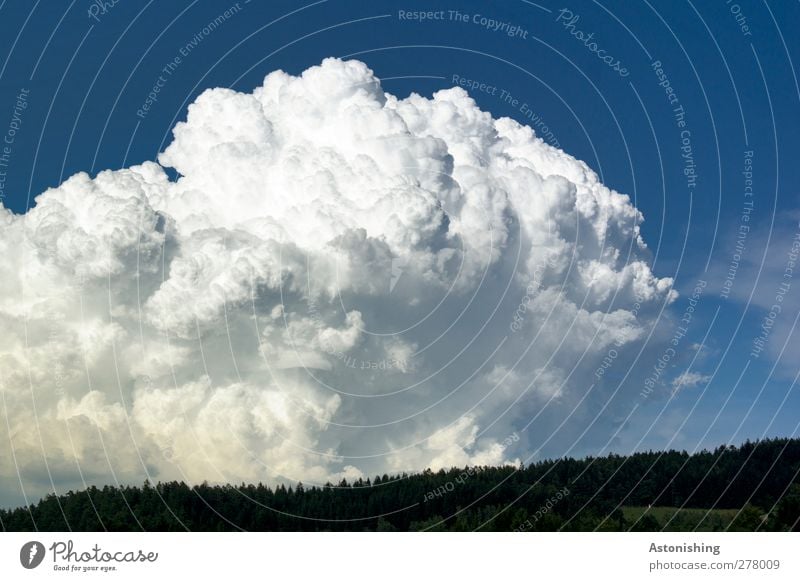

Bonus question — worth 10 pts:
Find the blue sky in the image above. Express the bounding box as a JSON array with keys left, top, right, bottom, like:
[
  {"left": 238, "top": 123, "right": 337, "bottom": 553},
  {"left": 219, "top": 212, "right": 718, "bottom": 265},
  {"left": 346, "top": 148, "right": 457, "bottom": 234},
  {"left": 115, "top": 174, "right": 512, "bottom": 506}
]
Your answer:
[{"left": 0, "top": 0, "right": 798, "bottom": 467}]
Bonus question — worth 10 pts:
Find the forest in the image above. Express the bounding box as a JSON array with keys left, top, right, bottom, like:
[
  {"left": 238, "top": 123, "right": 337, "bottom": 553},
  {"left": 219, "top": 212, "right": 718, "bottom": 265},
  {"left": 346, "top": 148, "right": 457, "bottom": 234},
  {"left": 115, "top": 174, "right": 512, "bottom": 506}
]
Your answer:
[{"left": 2, "top": 438, "right": 799, "bottom": 531}]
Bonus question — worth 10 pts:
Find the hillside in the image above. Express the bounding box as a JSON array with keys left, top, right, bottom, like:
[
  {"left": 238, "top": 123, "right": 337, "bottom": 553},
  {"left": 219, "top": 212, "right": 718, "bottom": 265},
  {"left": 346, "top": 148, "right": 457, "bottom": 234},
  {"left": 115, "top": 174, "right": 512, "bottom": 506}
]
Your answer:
[{"left": 2, "top": 438, "right": 799, "bottom": 531}]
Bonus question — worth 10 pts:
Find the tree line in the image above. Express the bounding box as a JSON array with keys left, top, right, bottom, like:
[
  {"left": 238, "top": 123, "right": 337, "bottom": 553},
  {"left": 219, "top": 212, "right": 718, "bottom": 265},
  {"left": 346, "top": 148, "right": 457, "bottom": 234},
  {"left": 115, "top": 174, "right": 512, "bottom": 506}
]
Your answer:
[{"left": 2, "top": 437, "right": 798, "bottom": 531}]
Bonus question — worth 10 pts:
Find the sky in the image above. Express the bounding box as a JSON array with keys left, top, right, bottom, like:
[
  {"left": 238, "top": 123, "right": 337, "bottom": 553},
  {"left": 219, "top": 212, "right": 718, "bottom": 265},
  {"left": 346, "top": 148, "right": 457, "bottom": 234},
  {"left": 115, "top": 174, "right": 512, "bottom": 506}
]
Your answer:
[{"left": 0, "top": 0, "right": 798, "bottom": 508}]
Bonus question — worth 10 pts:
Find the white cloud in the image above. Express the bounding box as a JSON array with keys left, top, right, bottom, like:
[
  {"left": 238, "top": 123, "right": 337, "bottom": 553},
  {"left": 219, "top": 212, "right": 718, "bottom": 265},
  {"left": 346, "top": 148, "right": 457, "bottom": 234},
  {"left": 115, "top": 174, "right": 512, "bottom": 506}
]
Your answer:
[
  {"left": 671, "top": 371, "right": 712, "bottom": 394},
  {"left": 0, "top": 58, "right": 676, "bottom": 503}
]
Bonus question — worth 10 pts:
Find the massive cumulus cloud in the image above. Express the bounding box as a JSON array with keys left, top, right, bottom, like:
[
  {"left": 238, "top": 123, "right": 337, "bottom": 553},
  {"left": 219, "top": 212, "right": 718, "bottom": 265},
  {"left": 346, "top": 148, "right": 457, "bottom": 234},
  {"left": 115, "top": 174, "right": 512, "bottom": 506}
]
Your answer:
[{"left": 0, "top": 58, "right": 676, "bottom": 503}]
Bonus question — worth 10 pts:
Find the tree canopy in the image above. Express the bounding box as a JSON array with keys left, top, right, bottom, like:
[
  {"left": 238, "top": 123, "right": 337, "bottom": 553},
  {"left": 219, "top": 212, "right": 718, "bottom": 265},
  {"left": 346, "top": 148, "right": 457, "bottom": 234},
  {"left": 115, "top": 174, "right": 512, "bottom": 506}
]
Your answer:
[{"left": 2, "top": 438, "right": 798, "bottom": 532}]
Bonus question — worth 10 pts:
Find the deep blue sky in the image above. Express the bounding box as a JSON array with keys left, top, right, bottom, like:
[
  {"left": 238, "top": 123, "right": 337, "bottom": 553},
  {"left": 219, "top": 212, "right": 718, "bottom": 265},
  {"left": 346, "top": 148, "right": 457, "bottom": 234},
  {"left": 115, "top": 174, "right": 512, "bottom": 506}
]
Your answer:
[{"left": 0, "top": 0, "right": 798, "bottom": 455}]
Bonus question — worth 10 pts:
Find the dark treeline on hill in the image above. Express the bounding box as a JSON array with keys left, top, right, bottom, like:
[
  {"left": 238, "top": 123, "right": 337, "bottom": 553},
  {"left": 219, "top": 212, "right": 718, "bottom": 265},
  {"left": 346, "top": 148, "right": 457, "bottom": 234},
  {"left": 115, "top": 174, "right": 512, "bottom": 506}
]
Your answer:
[{"left": 2, "top": 438, "right": 799, "bottom": 532}]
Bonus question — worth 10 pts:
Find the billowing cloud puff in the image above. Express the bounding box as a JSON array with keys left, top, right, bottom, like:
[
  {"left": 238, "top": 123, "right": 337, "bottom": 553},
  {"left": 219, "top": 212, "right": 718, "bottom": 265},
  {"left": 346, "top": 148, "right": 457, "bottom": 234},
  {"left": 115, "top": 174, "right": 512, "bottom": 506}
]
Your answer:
[{"left": 0, "top": 58, "right": 676, "bottom": 504}]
